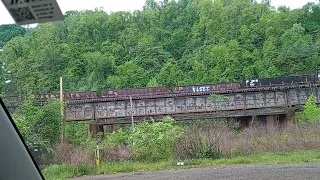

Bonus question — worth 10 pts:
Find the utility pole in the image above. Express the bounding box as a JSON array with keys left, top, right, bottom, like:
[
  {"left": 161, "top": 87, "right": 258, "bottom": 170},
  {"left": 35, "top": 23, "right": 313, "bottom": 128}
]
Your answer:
[
  {"left": 130, "top": 95, "right": 134, "bottom": 129},
  {"left": 60, "top": 76, "right": 64, "bottom": 140}
]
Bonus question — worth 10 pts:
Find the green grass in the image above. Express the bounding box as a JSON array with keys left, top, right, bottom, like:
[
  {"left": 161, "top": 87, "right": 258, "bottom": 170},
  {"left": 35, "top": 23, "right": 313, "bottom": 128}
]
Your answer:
[
  {"left": 43, "top": 150, "right": 320, "bottom": 180},
  {"left": 42, "top": 164, "right": 96, "bottom": 180}
]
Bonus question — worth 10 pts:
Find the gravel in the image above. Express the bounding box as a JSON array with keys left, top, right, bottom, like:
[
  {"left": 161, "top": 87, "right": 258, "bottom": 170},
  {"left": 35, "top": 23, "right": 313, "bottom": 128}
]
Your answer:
[{"left": 69, "top": 163, "right": 320, "bottom": 180}]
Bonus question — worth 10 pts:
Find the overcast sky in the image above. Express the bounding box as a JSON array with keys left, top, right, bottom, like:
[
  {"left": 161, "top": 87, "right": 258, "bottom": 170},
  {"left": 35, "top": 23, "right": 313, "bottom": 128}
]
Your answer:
[{"left": 0, "top": 0, "right": 318, "bottom": 25}]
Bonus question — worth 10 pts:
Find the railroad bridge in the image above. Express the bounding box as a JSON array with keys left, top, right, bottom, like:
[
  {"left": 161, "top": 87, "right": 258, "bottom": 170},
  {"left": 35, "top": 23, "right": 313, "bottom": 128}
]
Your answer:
[
  {"left": 3, "top": 83, "right": 319, "bottom": 136},
  {"left": 64, "top": 83, "right": 320, "bottom": 136}
]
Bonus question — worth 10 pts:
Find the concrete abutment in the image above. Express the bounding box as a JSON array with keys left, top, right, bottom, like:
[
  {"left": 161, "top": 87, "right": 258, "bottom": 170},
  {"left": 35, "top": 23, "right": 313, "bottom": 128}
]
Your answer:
[
  {"left": 89, "top": 121, "right": 118, "bottom": 138},
  {"left": 226, "top": 108, "right": 296, "bottom": 130}
]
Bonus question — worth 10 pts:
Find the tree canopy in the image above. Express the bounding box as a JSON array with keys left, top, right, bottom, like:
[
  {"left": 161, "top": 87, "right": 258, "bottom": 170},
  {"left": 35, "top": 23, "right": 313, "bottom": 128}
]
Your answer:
[
  {"left": 0, "top": 24, "right": 26, "bottom": 48},
  {"left": 1, "top": 0, "right": 320, "bottom": 96}
]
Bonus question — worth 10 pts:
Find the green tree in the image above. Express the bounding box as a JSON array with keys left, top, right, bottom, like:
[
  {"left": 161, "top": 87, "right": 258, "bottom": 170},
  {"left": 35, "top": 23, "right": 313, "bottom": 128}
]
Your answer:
[
  {"left": 1, "top": 0, "right": 320, "bottom": 97},
  {"left": 82, "top": 52, "right": 115, "bottom": 90},
  {"left": 64, "top": 122, "right": 90, "bottom": 145},
  {"left": 156, "top": 61, "right": 185, "bottom": 87},
  {"left": 14, "top": 99, "right": 62, "bottom": 145},
  {"left": 0, "top": 24, "right": 26, "bottom": 48},
  {"left": 107, "top": 61, "right": 147, "bottom": 88},
  {"left": 303, "top": 94, "right": 320, "bottom": 123},
  {"left": 13, "top": 99, "right": 62, "bottom": 165}
]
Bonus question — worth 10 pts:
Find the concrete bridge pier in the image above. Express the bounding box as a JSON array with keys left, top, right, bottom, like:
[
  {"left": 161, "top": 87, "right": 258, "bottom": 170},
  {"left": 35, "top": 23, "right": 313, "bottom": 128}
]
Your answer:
[
  {"left": 256, "top": 115, "right": 285, "bottom": 128},
  {"left": 107, "top": 124, "right": 117, "bottom": 133},
  {"left": 227, "top": 117, "right": 251, "bottom": 129},
  {"left": 231, "top": 114, "right": 289, "bottom": 129},
  {"left": 261, "top": 109, "right": 296, "bottom": 129},
  {"left": 266, "top": 115, "right": 275, "bottom": 126},
  {"left": 89, "top": 121, "right": 104, "bottom": 138},
  {"left": 239, "top": 117, "right": 251, "bottom": 128},
  {"left": 89, "top": 122, "right": 118, "bottom": 138},
  {"left": 253, "top": 109, "right": 296, "bottom": 129},
  {"left": 284, "top": 108, "right": 297, "bottom": 126}
]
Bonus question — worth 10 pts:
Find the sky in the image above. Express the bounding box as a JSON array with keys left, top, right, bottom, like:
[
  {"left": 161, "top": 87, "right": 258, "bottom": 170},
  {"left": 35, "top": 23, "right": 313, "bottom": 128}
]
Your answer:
[{"left": 0, "top": 0, "right": 318, "bottom": 25}]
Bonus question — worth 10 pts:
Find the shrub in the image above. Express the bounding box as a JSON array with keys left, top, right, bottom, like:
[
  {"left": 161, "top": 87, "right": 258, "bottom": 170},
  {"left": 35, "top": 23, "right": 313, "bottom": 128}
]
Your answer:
[
  {"left": 54, "top": 139, "right": 94, "bottom": 165},
  {"left": 103, "top": 128, "right": 130, "bottom": 147},
  {"left": 303, "top": 94, "right": 320, "bottom": 123},
  {"left": 175, "top": 124, "right": 229, "bottom": 160},
  {"left": 101, "top": 117, "right": 183, "bottom": 162},
  {"left": 102, "top": 146, "right": 132, "bottom": 162},
  {"left": 194, "top": 146, "right": 224, "bottom": 159},
  {"left": 233, "top": 124, "right": 320, "bottom": 155},
  {"left": 101, "top": 127, "right": 132, "bottom": 161},
  {"left": 129, "top": 117, "right": 184, "bottom": 161},
  {"left": 13, "top": 99, "right": 62, "bottom": 166},
  {"left": 65, "top": 122, "right": 91, "bottom": 145}
]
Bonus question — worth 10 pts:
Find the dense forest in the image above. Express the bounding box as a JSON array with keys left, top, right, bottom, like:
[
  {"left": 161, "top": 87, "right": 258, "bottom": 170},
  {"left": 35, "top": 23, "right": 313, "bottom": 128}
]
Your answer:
[
  {"left": 0, "top": 24, "right": 26, "bottom": 48},
  {"left": 1, "top": 0, "right": 320, "bottom": 96}
]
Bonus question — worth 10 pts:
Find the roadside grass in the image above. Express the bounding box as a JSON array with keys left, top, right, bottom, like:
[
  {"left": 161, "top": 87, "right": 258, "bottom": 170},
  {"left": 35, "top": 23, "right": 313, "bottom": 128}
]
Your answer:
[
  {"left": 43, "top": 150, "right": 320, "bottom": 180},
  {"left": 183, "top": 150, "right": 320, "bottom": 167}
]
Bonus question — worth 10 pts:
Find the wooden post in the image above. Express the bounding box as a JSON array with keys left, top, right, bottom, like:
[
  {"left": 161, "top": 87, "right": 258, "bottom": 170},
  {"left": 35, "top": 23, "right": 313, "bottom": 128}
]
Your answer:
[
  {"left": 60, "top": 76, "right": 64, "bottom": 140},
  {"left": 130, "top": 95, "right": 134, "bottom": 129}
]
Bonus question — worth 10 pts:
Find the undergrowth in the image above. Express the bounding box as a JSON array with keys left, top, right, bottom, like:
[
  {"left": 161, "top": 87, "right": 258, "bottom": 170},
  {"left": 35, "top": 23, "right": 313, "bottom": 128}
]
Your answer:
[
  {"left": 43, "top": 150, "right": 320, "bottom": 180},
  {"left": 43, "top": 118, "right": 320, "bottom": 179}
]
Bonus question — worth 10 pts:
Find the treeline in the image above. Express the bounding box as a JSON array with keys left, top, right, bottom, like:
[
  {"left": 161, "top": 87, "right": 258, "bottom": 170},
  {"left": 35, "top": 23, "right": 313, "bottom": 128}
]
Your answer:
[
  {"left": 0, "top": 24, "right": 25, "bottom": 48},
  {"left": 1, "top": 0, "right": 320, "bottom": 96}
]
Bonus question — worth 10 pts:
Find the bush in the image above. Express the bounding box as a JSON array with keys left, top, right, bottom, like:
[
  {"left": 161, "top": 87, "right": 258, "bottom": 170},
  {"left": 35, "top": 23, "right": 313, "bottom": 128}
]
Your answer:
[
  {"left": 175, "top": 123, "right": 320, "bottom": 158},
  {"left": 65, "top": 122, "right": 91, "bottom": 145},
  {"left": 54, "top": 139, "right": 94, "bottom": 165},
  {"left": 231, "top": 124, "right": 320, "bottom": 155},
  {"left": 103, "top": 128, "right": 130, "bottom": 147},
  {"left": 101, "top": 127, "right": 132, "bottom": 161},
  {"left": 130, "top": 117, "right": 184, "bottom": 161},
  {"left": 303, "top": 94, "right": 320, "bottom": 123},
  {"left": 102, "top": 146, "right": 132, "bottom": 162},
  {"left": 102, "top": 117, "right": 183, "bottom": 162},
  {"left": 175, "top": 124, "right": 229, "bottom": 160},
  {"left": 13, "top": 99, "right": 62, "bottom": 166},
  {"left": 194, "top": 146, "right": 224, "bottom": 159}
]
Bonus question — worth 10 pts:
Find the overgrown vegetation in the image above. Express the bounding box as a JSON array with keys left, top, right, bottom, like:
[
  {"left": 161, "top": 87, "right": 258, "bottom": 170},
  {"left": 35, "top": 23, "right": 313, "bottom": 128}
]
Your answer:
[
  {"left": 13, "top": 98, "right": 62, "bottom": 166},
  {"left": 104, "top": 117, "right": 183, "bottom": 161},
  {"left": 301, "top": 94, "right": 320, "bottom": 123},
  {"left": 12, "top": 99, "right": 95, "bottom": 167},
  {"left": 43, "top": 150, "right": 320, "bottom": 180}
]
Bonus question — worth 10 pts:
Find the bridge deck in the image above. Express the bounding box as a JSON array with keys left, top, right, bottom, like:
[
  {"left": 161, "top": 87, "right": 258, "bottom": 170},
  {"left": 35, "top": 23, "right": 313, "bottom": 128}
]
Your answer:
[
  {"left": 3, "top": 83, "right": 319, "bottom": 123},
  {"left": 65, "top": 84, "right": 320, "bottom": 122}
]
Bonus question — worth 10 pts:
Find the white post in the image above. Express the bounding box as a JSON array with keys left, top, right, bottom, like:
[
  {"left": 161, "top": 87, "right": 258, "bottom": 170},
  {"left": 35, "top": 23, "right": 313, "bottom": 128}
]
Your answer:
[{"left": 130, "top": 95, "right": 134, "bottom": 129}]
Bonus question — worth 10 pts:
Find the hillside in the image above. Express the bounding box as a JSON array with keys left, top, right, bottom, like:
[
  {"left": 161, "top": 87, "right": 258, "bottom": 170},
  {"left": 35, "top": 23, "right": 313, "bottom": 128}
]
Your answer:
[
  {"left": 0, "top": 24, "right": 26, "bottom": 48},
  {"left": 1, "top": 0, "right": 320, "bottom": 96}
]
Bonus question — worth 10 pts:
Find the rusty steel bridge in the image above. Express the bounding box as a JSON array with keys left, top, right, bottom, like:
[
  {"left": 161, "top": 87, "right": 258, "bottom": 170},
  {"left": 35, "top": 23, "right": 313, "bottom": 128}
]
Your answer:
[
  {"left": 4, "top": 83, "right": 320, "bottom": 136},
  {"left": 65, "top": 83, "right": 318, "bottom": 125}
]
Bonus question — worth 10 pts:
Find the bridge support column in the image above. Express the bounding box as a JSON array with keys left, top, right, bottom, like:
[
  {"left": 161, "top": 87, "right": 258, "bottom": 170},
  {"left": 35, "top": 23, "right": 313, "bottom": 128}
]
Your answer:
[
  {"left": 107, "top": 124, "right": 117, "bottom": 133},
  {"left": 285, "top": 108, "right": 296, "bottom": 126},
  {"left": 227, "top": 118, "right": 237, "bottom": 129},
  {"left": 227, "top": 117, "right": 249, "bottom": 129},
  {"left": 266, "top": 115, "right": 275, "bottom": 126},
  {"left": 89, "top": 122, "right": 104, "bottom": 138},
  {"left": 238, "top": 117, "right": 250, "bottom": 129},
  {"left": 278, "top": 114, "right": 286, "bottom": 129},
  {"left": 240, "top": 117, "right": 249, "bottom": 129}
]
